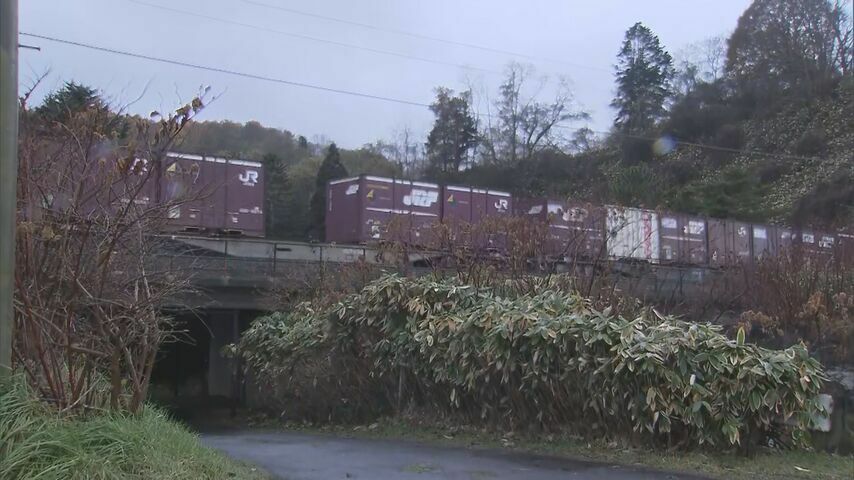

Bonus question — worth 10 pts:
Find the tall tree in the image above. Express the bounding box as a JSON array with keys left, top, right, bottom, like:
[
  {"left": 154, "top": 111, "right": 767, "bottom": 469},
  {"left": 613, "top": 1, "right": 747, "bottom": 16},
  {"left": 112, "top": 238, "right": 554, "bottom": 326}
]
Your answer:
[
  {"left": 425, "top": 88, "right": 478, "bottom": 175},
  {"left": 37, "top": 81, "right": 107, "bottom": 124},
  {"left": 727, "top": 0, "right": 853, "bottom": 98},
  {"left": 611, "top": 23, "right": 675, "bottom": 134},
  {"left": 309, "top": 143, "right": 348, "bottom": 240},
  {"left": 263, "top": 153, "right": 289, "bottom": 239},
  {"left": 480, "top": 63, "right": 585, "bottom": 165}
]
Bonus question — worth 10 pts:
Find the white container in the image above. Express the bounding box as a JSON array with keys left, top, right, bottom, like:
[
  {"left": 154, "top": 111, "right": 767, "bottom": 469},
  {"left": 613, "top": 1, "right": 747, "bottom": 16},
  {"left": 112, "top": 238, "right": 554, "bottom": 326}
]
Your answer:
[{"left": 606, "top": 206, "right": 660, "bottom": 262}]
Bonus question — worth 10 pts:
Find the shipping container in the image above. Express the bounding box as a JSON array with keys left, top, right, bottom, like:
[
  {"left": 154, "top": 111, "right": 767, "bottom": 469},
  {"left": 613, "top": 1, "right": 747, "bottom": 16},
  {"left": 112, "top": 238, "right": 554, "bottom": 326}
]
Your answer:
[
  {"left": 775, "top": 227, "right": 794, "bottom": 256},
  {"left": 160, "top": 153, "right": 264, "bottom": 237},
  {"left": 442, "top": 185, "right": 478, "bottom": 247},
  {"left": 793, "top": 229, "right": 836, "bottom": 261},
  {"left": 837, "top": 232, "right": 854, "bottom": 266},
  {"left": 325, "top": 175, "right": 442, "bottom": 247},
  {"left": 657, "top": 212, "right": 707, "bottom": 264},
  {"left": 707, "top": 219, "right": 752, "bottom": 267},
  {"left": 223, "top": 159, "right": 265, "bottom": 236},
  {"left": 751, "top": 223, "right": 775, "bottom": 261},
  {"left": 518, "top": 198, "right": 605, "bottom": 260},
  {"left": 606, "top": 206, "right": 659, "bottom": 262},
  {"left": 443, "top": 185, "right": 512, "bottom": 250}
]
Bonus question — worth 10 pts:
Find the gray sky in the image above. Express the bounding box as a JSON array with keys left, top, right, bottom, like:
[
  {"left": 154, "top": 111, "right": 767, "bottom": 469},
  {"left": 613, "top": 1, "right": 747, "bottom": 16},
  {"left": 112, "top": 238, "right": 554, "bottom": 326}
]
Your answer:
[{"left": 19, "top": 0, "right": 752, "bottom": 149}]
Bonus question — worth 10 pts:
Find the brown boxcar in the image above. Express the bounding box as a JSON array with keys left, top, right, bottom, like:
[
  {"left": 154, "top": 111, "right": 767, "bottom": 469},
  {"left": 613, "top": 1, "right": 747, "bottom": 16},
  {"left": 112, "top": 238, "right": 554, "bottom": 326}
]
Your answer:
[
  {"left": 793, "top": 230, "right": 836, "bottom": 261},
  {"left": 751, "top": 224, "right": 776, "bottom": 261},
  {"left": 223, "top": 160, "right": 265, "bottom": 236},
  {"left": 160, "top": 153, "right": 264, "bottom": 237},
  {"left": 774, "top": 227, "right": 794, "bottom": 257},
  {"left": 517, "top": 198, "right": 605, "bottom": 260},
  {"left": 657, "top": 212, "right": 707, "bottom": 265},
  {"left": 707, "top": 219, "right": 752, "bottom": 267},
  {"left": 443, "top": 185, "right": 512, "bottom": 250},
  {"left": 325, "top": 175, "right": 442, "bottom": 247},
  {"left": 837, "top": 232, "right": 854, "bottom": 266},
  {"left": 441, "top": 185, "right": 478, "bottom": 245}
]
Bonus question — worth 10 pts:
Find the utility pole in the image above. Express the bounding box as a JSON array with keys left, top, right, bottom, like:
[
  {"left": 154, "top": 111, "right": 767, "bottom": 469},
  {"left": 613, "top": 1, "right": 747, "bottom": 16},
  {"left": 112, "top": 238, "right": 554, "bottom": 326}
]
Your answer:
[{"left": 0, "top": 0, "right": 19, "bottom": 377}]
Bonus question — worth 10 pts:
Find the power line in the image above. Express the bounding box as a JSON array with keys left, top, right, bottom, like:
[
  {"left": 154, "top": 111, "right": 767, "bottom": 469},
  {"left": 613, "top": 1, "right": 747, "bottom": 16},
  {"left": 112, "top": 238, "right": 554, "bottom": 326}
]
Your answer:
[
  {"left": 241, "top": 0, "right": 611, "bottom": 74},
  {"left": 577, "top": 129, "right": 824, "bottom": 163},
  {"left": 128, "top": 0, "right": 501, "bottom": 75},
  {"left": 20, "top": 32, "right": 432, "bottom": 108},
  {"left": 21, "top": 32, "right": 825, "bottom": 163}
]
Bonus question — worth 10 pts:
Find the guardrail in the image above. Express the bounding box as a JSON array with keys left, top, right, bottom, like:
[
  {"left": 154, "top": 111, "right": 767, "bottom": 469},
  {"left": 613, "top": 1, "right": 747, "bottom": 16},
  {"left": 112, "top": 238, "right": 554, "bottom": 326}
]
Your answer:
[{"left": 151, "top": 235, "right": 407, "bottom": 283}]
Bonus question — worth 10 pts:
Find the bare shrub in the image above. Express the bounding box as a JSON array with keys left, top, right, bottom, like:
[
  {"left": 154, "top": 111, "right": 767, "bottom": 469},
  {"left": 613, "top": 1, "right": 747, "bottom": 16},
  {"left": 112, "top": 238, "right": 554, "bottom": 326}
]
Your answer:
[
  {"left": 741, "top": 248, "right": 853, "bottom": 364},
  {"left": 14, "top": 89, "right": 207, "bottom": 412}
]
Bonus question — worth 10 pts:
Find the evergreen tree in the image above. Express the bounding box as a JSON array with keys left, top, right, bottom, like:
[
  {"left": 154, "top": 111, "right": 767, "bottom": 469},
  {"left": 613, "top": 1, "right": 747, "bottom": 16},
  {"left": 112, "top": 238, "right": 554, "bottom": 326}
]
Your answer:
[
  {"left": 309, "top": 143, "right": 348, "bottom": 240},
  {"left": 611, "top": 23, "right": 675, "bottom": 134},
  {"left": 425, "top": 88, "right": 478, "bottom": 176},
  {"left": 37, "top": 81, "right": 107, "bottom": 124},
  {"left": 263, "top": 153, "right": 289, "bottom": 239}
]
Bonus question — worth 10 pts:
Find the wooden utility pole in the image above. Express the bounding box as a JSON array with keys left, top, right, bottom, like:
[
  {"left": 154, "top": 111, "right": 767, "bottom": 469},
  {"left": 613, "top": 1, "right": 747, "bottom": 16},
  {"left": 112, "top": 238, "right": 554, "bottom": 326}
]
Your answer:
[{"left": 0, "top": 0, "right": 18, "bottom": 377}]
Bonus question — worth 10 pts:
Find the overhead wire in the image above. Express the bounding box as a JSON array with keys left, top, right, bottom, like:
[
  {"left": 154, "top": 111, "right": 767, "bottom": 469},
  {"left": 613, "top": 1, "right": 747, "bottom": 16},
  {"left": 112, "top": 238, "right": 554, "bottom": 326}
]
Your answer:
[
  {"left": 241, "top": 0, "right": 611, "bottom": 73},
  {"left": 20, "top": 32, "right": 826, "bottom": 163},
  {"left": 20, "top": 32, "right": 431, "bottom": 108},
  {"left": 127, "top": 0, "right": 501, "bottom": 75}
]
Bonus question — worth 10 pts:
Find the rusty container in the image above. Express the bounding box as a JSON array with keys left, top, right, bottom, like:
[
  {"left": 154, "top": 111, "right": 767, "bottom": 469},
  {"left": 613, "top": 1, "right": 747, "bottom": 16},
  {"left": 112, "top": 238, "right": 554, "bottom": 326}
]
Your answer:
[{"left": 658, "top": 212, "right": 707, "bottom": 265}]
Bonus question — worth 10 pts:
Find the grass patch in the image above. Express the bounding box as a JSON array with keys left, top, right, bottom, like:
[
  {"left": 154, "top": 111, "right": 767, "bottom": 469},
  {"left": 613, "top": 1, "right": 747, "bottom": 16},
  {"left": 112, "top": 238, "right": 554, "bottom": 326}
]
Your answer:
[
  {"left": 272, "top": 415, "right": 852, "bottom": 480},
  {"left": 0, "top": 378, "right": 268, "bottom": 480}
]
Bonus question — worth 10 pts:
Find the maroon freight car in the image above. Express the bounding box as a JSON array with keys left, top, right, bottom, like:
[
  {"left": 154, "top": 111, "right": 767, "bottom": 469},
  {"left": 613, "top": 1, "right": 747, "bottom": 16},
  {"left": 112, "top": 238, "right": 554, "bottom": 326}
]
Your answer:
[
  {"left": 750, "top": 224, "right": 774, "bottom": 261},
  {"left": 837, "top": 232, "right": 854, "bottom": 266},
  {"left": 707, "top": 218, "right": 752, "bottom": 267},
  {"left": 160, "top": 153, "right": 264, "bottom": 237},
  {"left": 657, "top": 212, "right": 707, "bottom": 265},
  {"left": 792, "top": 229, "right": 836, "bottom": 261},
  {"left": 442, "top": 184, "right": 512, "bottom": 250},
  {"left": 325, "top": 175, "right": 442, "bottom": 247},
  {"left": 516, "top": 198, "right": 605, "bottom": 260}
]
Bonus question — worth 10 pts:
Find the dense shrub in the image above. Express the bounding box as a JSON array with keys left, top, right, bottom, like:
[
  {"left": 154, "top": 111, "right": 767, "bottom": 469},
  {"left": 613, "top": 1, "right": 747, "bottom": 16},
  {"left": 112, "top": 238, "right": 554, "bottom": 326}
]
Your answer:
[{"left": 237, "top": 275, "right": 827, "bottom": 449}]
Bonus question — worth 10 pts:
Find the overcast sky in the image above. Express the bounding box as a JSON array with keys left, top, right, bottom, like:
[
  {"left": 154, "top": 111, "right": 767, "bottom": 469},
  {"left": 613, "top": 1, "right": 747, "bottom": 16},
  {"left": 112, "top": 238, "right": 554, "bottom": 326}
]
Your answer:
[{"left": 19, "top": 0, "right": 753, "bottom": 149}]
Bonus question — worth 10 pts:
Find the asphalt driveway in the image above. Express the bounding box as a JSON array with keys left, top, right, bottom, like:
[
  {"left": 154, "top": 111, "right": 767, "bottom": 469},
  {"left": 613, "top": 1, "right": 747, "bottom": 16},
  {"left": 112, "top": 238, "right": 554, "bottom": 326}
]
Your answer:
[{"left": 202, "top": 431, "right": 706, "bottom": 480}]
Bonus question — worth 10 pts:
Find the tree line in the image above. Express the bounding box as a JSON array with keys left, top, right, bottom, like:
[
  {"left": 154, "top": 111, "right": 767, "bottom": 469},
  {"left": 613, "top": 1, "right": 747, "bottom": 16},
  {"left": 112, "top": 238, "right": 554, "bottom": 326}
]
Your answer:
[{"left": 420, "top": 0, "right": 852, "bottom": 228}]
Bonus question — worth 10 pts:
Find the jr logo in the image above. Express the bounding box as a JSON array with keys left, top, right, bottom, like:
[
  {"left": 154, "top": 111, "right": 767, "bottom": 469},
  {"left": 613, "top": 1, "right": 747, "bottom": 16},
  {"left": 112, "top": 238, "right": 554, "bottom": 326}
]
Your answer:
[
  {"left": 239, "top": 170, "right": 259, "bottom": 186},
  {"left": 494, "top": 199, "right": 509, "bottom": 212}
]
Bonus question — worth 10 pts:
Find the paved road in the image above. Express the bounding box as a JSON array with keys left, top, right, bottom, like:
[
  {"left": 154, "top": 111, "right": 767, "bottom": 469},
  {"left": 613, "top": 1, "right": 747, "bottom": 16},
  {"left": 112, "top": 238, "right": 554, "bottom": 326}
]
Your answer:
[{"left": 202, "top": 431, "right": 706, "bottom": 480}]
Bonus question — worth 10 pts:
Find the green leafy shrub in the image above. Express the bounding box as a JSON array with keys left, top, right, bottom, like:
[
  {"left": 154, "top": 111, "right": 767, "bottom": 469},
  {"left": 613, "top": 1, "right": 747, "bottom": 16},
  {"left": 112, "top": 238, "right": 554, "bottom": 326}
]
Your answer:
[{"left": 238, "top": 274, "right": 827, "bottom": 449}]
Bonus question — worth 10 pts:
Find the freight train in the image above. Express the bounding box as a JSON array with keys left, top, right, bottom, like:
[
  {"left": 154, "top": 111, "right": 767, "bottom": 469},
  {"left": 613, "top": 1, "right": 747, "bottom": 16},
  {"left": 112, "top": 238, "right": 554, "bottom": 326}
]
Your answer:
[
  {"left": 27, "top": 150, "right": 266, "bottom": 237},
  {"left": 325, "top": 174, "right": 852, "bottom": 268},
  {"left": 160, "top": 153, "right": 265, "bottom": 237}
]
